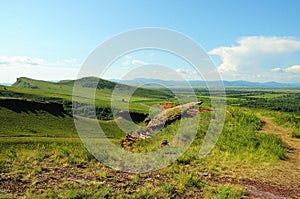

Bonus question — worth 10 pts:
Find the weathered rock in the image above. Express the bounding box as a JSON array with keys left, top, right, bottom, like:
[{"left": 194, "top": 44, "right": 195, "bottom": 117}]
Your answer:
[
  {"left": 146, "top": 101, "right": 203, "bottom": 133},
  {"left": 120, "top": 101, "right": 203, "bottom": 150}
]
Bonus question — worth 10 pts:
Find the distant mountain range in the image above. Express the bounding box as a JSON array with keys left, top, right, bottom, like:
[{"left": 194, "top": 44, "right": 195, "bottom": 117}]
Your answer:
[
  {"left": 2, "top": 78, "right": 300, "bottom": 88},
  {"left": 115, "top": 78, "right": 300, "bottom": 88}
]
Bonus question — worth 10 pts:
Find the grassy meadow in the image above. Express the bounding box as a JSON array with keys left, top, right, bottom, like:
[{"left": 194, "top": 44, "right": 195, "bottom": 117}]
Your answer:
[{"left": 0, "top": 77, "right": 299, "bottom": 198}]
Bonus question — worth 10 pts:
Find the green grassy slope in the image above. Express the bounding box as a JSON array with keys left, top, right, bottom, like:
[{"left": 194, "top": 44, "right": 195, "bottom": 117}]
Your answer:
[
  {"left": 134, "top": 107, "right": 286, "bottom": 164},
  {"left": 0, "top": 105, "right": 289, "bottom": 198},
  {"left": 4, "top": 77, "right": 175, "bottom": 113},
  {"left": 0, "top": 98, "right": 77, "bottom": 137},
  {"left": 0, "top": 98, "right": 126, "bottom": 139}
]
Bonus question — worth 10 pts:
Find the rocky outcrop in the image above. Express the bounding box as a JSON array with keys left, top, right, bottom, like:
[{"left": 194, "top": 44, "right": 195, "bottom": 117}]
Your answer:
[
  {"left": 145, "top": 101, "right": 203, "bottom": 134},
  {"left": 120, "top": 101, "right": 203, "bottom": 150}
]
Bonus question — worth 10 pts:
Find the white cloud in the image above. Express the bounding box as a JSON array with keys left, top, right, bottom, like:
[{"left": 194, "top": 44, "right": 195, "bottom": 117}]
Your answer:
[
  {"left": 120, "top": 55, "right": 148, "bottom": 67},
  {"left": 270, "top": 64, "right": 300, "bottom": 81},
  {"left": 0, "top": 56, "right": 79, "bottom": 83},
  {"left": 271, "top": 65, "right": 300, "bottom": 74},
  {"left": 285, "top": 65, "right": 300, "bottom": 74},
  {"left": 209, "top": 36, "right": 300, "bottom": 73},
  {"left": 209, "top": 36, "right": 300, "bottom": 82},
  {"left": 266, "top": 65, "right": 300, "bottom": 82},
  {"left": 0, "top": 56, "right": 44, "bottom": 66},
  {"left": 131, "top": 59, "right": 147, "bottom": 65},
  {"left": 56, "top": 58, "right": 78, "bottom": 66},
  {"left": 174, "top": 68, "right": 205, "bottom": 80},
  {"left": 271, "top": 67, "right": 284, "bottom": 72},
  {"left": 176, "top": 68, "right": 188, "bottom": 74}
]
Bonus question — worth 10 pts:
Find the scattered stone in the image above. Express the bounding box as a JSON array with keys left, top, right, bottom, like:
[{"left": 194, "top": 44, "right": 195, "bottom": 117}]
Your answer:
[
  {"left": 160, "top": 140, "right": 168, "bottom": 147},
  {"left": 226, "top": 111, "right": 234, "bottom": 117},
  {"left": 120, "top": 134, "right": 141, "bottom": 151},
  {"left": 76, "top": 164, "right": 87, "bottom": 169}
]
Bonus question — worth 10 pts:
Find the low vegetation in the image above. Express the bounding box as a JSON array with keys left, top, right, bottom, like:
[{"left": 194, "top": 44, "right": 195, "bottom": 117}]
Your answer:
[
  {"left": 0, "top": 78, "right": 300, "bottom": 198},
  {"left": 291, "top": 130, "right": 300, "bottom": 138}
]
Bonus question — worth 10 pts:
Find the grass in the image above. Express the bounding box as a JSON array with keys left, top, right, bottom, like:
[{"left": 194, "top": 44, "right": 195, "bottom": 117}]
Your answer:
[
  {"left": 1, "top": 81, "right": 299, "bottom": 198},
  {"left": 134, "top": 107, "right": 286, "bottom": 166},
  {"left": 291, "top": 130, "right": 300, "bottom": 138},
  {"left": 255, "top": 108, "right": 300, "bottom": 139},
  {"left": 216, "top": 107, "right": 286, "bottom": 162},
  {"left": 0, "top": 99, "right": 126, "bottom": 141},
  {"left": 205, "top": 184, "right": 247, "bottom": 199},
  {"left": 0, "top": 137, "right": 248, "bottom": 198}
]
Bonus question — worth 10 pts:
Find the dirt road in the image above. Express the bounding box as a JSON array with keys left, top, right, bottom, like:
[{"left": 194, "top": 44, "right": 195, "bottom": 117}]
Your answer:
[{"left": 245, "top": 116, "right": 300, "bottom": 199}]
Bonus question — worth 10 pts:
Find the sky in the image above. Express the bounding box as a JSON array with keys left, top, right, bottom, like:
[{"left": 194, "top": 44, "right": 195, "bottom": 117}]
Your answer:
[{"left": 0, "top": 0, "right": 300, "bottom": 83}]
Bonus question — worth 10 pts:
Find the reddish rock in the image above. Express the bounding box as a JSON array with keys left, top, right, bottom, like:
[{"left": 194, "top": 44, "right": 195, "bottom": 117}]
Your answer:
[
  {"left": 226, "top": 111, "right": 234, "bottom": 117},
  {"left": 159, "top": 103, "right": 174, "bottom": 110}
]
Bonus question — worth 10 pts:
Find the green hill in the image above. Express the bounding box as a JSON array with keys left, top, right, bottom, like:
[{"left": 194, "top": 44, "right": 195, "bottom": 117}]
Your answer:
[
  {"left": 12, "top": 76, "right": 116, "bottom": 90},
  {"left": 0, "top": 77, "right": 175, "bottom": 137},
  {"left": 10, "top": 77, "right": 173, "bottom": 111},
  {"left": 12, "top": 76, "right": 173, "bottom": 99},
  {"left": 0, "top": 77, "right": 175, "bottom": 115}
]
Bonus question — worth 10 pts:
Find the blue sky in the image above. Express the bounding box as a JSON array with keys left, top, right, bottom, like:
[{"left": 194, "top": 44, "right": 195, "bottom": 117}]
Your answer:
[{"left": 1, "top": 0, "right": 300, "bottom": 82}]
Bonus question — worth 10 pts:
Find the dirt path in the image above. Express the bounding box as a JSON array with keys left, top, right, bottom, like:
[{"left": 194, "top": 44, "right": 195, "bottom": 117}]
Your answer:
[
  {"left": 245, "top": 116, "right": 300, "bottom": 199},
  {"left": 260, "top": 117, "right": 300, "bottom": 164}
]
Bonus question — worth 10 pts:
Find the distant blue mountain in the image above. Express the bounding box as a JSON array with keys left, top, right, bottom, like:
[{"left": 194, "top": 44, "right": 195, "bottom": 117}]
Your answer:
[
  {"left": 117, "top": 78, "right": 300, "bottom": 88},
  {"left": 119, "top": 78, "right": 185, "bottom": 86}
]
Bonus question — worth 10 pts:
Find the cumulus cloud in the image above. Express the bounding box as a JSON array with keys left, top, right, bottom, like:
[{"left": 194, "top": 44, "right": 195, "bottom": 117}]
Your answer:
[
  {"left": 0, "top": 56, "right": 44, "bottom": 66},
  {"left": 209, "top": 36, "right": 300, "bottom": 73},
  {"left": 0, "top": 56, "right": 79, "bottom": 83},
  {"left": 272, "top": 65, "right": 300, "bottom": 74},
  {"left": 285, "top": 65, "right": 300, "bottom": 74},
  {"left": 270, "top": 67, "right": 284, "bottom": 72}
]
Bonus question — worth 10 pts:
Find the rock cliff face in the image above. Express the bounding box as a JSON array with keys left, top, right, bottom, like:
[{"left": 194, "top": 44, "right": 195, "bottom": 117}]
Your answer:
[
  {"left": 120, "top": 101, "right": 203, "bottom": 151},
  {"left": 0, "top": 98, "right": 66, "bottom": 117}
]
